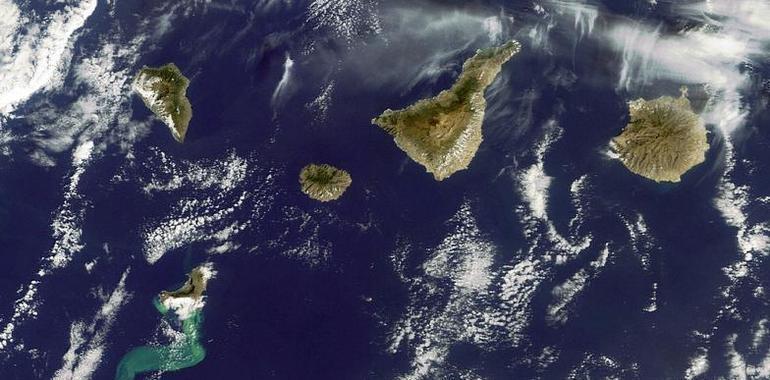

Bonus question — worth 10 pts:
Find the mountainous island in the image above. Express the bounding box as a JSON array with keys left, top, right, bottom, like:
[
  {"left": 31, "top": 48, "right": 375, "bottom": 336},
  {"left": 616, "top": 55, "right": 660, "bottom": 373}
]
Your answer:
[
  {"left": 133, "top": 63, "right": 193, "bottom": 143},
  {"left": 299, "top": 164, "right": 352, "bottom": 202},
  {"left": 372, "top": 40, "right": 521, "bottom": 181},
  {"left": 610, "top": 89, "right": 709, "bottom": 183}
]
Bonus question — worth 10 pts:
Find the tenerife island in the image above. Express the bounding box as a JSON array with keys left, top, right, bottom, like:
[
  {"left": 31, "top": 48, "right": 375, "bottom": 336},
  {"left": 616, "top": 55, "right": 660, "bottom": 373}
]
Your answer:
[
  {"left": 610, "top": 88, "right": 709, "bottom": 183},
  {"left": 372, "top": 40, "right": 521, "bottom": 181},
  {"left": 299, "top": 164, "right": 352, "bottom": 202},
  {"left": 133, "top": 63, "right": 193, "bottom": 143}
]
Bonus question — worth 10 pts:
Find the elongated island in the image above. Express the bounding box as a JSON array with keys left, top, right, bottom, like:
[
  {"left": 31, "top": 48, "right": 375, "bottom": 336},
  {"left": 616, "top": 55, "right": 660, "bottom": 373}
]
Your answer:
[
  {"left": 299, "top": 164, "right": 352, "bottom": 202},
  {"left": 372, "top": 40, "right": 521, "bottom": 181},
  {"left": 133, "top": 63, "right": 192, "bottom": 143},
  {"left": 610, "top": 89, "right": 709, "bottom": 183}
]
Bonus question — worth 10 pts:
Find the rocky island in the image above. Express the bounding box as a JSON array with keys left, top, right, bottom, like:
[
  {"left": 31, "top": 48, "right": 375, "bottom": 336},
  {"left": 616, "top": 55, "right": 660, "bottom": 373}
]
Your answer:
[
  {"left": 133, "top": 63, "right": 192, "bottom": 143},
  {"left": 158, "top": 264, "right": 212, "bottom": 316},
  {"left": 610, "top": 88, "right": 709, "bottom": 183},
  {"left": 372, "top": 40, "right": 521, "bottom": 181},
  {"left": 299, "top": 164, "right": 352, "bottom": 202},
  {"left": 115, "top": 264, "right": 215, "bottom": 380}
]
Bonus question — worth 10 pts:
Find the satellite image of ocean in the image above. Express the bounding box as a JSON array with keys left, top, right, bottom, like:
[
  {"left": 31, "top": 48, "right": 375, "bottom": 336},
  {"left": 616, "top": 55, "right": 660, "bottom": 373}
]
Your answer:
[{"left": 1, "top": 0, "right": 770, "bottom": 379}]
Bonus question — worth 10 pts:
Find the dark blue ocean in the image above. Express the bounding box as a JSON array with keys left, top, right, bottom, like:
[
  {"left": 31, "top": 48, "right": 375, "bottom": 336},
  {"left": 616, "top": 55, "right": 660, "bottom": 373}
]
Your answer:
[{"left": 0, "top": 0, "right": 769, "bottom": 379}]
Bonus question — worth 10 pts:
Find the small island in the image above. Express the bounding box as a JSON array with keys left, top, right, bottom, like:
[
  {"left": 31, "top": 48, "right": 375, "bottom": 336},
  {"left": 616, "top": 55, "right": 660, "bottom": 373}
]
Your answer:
[
  {"left": 115, "top": 264, "right": 215, "bottom": 380},
  {"left": 133, "top": 63, "right": 192, "bottom": 143},
  {"left": 610, "top": 88, "right": 709, "bottom": 183},
  {"left": 159, "top": 264, "right": 211, "bottom": 312},
  {"left": 299, "top": 164, "right": 352, "bottom": 202},
  {"left": 372, "top": 40, "right": 521, "bottom": 181}
]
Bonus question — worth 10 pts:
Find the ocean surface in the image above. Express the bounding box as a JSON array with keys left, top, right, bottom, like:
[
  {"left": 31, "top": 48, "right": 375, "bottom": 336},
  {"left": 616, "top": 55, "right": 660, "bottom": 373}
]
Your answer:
[{"left": 0, "top": 0, "right": 769, "bottom": 379}]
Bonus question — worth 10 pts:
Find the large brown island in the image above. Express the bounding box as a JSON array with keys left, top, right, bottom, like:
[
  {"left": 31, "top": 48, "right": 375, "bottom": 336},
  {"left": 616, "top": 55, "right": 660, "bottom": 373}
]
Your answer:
[
  {"left": 611, "top": 89, "right": 709, "bottom": 183},
  {"left": 372, "top": 40, "right": 521, "bottom": 181}
]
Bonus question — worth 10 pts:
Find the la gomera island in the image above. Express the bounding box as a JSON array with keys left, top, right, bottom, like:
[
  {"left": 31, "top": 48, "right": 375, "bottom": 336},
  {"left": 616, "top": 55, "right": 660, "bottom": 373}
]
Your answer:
[
  {"left": 372, "top": 40, "right": 521, "bottom": 181},
  {"left": 610, "top": 88, "right": 709, "bottom": 183},
  {"left": 115, "top": 264, "right": 215, "bottom": 380},
  {"left": 133, "top": 63, "right": 193, "bottom": 143},
  {"left": 299, "top": 163, "right": 352, "bottom": 202}
]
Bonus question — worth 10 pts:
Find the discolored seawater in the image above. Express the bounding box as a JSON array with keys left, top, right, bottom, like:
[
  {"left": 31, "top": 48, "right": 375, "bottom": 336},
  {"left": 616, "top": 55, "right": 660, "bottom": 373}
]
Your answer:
[{"left": 115, "top": 298, "right": 206, "bottom": 380}]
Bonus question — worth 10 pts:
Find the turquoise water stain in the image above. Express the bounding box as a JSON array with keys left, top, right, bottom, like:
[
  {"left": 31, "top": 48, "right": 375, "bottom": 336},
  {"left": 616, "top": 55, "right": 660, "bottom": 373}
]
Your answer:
[{"left": 115, "top": 297, "right": 206, "bottom": 380}]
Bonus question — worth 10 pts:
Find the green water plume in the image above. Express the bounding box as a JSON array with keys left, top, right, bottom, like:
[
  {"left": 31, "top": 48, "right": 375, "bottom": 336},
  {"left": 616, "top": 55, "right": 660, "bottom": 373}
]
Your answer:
[{"left": 115, "top": 297, "right": 206, "bottom": 380}]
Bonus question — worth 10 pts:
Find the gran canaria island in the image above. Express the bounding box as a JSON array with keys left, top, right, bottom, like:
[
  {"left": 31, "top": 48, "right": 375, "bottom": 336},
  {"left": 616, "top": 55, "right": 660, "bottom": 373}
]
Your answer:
[
  {"left": 299, "top": 163, "right": 352, "bottom": 202},
  {"left": 372, "top": 40, "right": 521, "bottom": 181},
  {"left": 610, "top": 88, "right": 709, "bottom": 183},
  {"left": 133, "top": 63, "right": 193, "bottom": 143}
]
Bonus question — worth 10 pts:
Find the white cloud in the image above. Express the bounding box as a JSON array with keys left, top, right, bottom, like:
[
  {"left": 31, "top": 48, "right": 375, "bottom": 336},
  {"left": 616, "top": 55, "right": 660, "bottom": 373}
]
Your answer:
[
  {"left": 143, "top": 192, "right": 249, "bottom": 264},
  {"left": 0, "top": 280, "right": 40, "bottom": 350},
  {"left": 515, "top": 120, "right": 593, "bottom": 264},
  {"left": 0, "top": 138, "right": 96, "bottom": 351},
  {"left": 271, "top": 53, "right": 296, "bottom": 111},
  {"left": 546, "top": 1, "right": 598, "bottom": 40},
  {"left": 162, "top": 263, "right": 216, "bottom": 321},
  {"left": 392, "top": 202, "right": 499, "bottom": 379},
  {"left": 305, "top": 80, "right": 335, "bottom": 123},
  {"left": 546, "top": 244, "right": 610, "bottom": 325},
  {"left": 389, "top": 202, "right": 558, "bottom": 378},
  {"left": 684, "top": 347, "right": 709, "bottom": 379},
  {"left": 134, "top": 149, "right": 275, "bottom": 264},
  {"left": 340, "top": 6, "right": 514, "bottom": 96},
  {"left": 605, "top": 0, "right": 770, "bottom": 168},
  {"left": 27, "top": 37, "right": 153, "bottom": 165},
  {"left": 0, "top": 0, "right": 97, "bottom": 116},
  {"left": 46, "top": 139, "right": 99, "bottom": 270},
  {"left": 483, "top": 16, "right": 504, "bottom": 43},
  {"left": 726, "top": 334, "right": 748, "bottom": 380},
  {"left": 0, "top": 2, "right": 178, "bottom": 354},
  {"left": 306, "top": 0, "right": 381, "bottom": 44},
  {"left": 53, "top": 270, "right": 131, "bottom": 380},
  {"left": 568, "top": 353, "right": 635, "bottom": 378},
  {"left": 141, "top": 149, "right": 249, "bottom": 194}
]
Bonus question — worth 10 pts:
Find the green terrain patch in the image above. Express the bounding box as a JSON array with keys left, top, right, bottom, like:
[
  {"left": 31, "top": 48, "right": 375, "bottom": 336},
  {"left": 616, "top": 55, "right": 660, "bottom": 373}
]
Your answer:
[
  {"left": 299, "top": 164, "right": 352, "bottom": 202},
  {"left": 133, "top": 63, "right": 192, "bottom": 143}
]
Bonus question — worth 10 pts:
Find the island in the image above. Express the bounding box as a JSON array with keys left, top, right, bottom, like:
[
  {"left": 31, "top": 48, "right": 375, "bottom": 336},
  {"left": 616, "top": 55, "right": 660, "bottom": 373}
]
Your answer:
[
  {"left": 372, "top": 40, "right": 521, "bottom": 181},
  {"left": 159, "top": 264, "right": 211, "bottom": 315},
  {"left": 299, "top": 163, "right": 352, "bottom": 202},
  {"left": 610, "top": 88, "right": 709, "bottom": 183},
  {"left": 115, "top": 264, "right": 215, "bottom": 380},
  {"left": 133, "top": 63, "right": 192, "bottom": 143}
]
